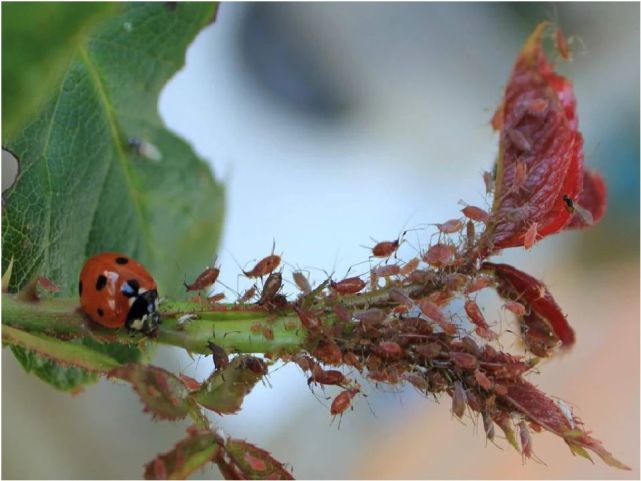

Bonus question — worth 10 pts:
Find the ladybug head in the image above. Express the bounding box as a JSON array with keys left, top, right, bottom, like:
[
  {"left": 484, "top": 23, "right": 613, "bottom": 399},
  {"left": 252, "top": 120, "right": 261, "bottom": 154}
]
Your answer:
[{"left": 126, "top": 289, "right": 160, "bottom": 335}]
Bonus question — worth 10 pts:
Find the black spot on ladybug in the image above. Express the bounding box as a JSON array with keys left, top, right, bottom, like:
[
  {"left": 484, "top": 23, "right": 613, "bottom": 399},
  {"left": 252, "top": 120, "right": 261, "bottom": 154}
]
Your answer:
[
  {"left": 122, "top": 279, "right": 140, "bottom": 297},
  {"left": 115, "top": 257, "right": 129, "bottom": 265},
  {"left": 78, "top": 281, "right": 83, "bottom": 295},
  {"left": 97, "top": 308, "right": 104, "bottom": 317},
  {"left": 95, "top": 275, "right": 107, "bottom": 291}
]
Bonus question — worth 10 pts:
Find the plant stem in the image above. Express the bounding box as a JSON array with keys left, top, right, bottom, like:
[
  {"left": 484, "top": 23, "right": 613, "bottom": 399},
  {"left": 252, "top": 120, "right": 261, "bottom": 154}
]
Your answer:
[{"left": 2, "top": 295, "right": 307, "bottom": 355}]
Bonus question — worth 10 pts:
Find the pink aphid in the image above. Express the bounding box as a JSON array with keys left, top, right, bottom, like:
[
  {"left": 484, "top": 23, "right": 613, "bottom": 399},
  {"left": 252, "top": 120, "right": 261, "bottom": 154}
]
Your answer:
[
  {"left": 435, "top": 219, "right": 464, "bottom": 234},
  {"left": 330, "top": 276, "right": 366, "bottom": 295},
  {"left": 464, "top": 299, "right": 489, "bottom": 330},
  {"left": 513, "top": 158, "right": 528, "bottom": 191},
  {"left": 518, "top": 420, "right": 533, "bottom": 459},
  {"left": 556, "top": 27, "right": 572, "bottom": 61},
  {"left": 464, "top": 276, "right": 494, "bottom": 294},
  {"left": 474, "top": 369, "right": 493, "bottom": 390},
  {"left": 483, "top": 171, "right": 495, "bottom": 195},
  {"left": 523, "top": 222, "right": 540, "bottom": 250},
  {"left": 423, "top": 243, "right": 456, "bottom": 267},
  {"left": 400, "top": 257, "right": 420, "bottom": 276},
  {"left": 451, "top": 381, "right": 467, "bottom": 418},
  {"left": 418, "top": 299, "right": 457, "bottom": 335},
  {"left": 372, "top": 239, "right": 400, "bottom": 258},
  {"left": 506, "top": 128, "right": 532, "bottom": 153},
  {"left": 461, "top": 205, "right": 489, "bottom": 223},
  {"left": 527, "top": 98, "right": 549, "bottom": 117},
  {"left": 503, "top": 300, "right": 527, "bottom": 316},
  {"left": 373, "top": 264, "right": 401, "bottom": 277},
  {"left": 292, "top": 271, "right": 312, "bottom": 295}
]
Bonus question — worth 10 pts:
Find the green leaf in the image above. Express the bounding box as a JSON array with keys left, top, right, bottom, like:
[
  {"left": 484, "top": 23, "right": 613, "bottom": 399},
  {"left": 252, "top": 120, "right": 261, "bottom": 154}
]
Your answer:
[
  {"left": 2, "top": 2, "right": 224, "bottom": 299},
  {"left": 2, "top": 325, "right": 122, "bottom": 373},
  {"left": 9, "top": 344, "right": 97, "bottom": 393},
  {"left": 144, "top": 427, "right": 221, "bottom": 480},
  {"left": 2, "top": 2, "right": 119, "bottom": 138},
  {"left": 109, "top": 363, "right": 193, "bottom": 421}
]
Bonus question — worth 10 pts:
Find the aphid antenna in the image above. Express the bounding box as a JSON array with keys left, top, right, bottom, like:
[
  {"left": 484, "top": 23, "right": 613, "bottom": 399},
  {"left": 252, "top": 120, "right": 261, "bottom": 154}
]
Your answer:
[{"left": 215, "top": 279, "right": 241, "bottom": 298}]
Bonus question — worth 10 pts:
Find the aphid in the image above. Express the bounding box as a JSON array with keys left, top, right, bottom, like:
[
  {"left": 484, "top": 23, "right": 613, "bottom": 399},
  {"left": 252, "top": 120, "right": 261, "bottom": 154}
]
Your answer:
[
  {"left": 451, "top": 381, "right": 467, "bottom": 418},
  {"left": 332, "top": 303, "right": 352, "bottom": 322},
  {"left": 292, "top": 354, "right": 316, "bottom": 372},
  {"left": 184, "top": 264, "right": 220, "bottom": 291},
  {"left": 563, "top": 194, "right": 594, "bottom": 225},
  {"left": 343, "top": 352, "right": 362, "bottom": 369},
  {"left": 79, "top": 252, "right": 160, "bottom": 335},
  {"left": 240, "top": 356, "right": 268, "bottom": 375},
  {"left": 423, "top": 243, "right": 456, "bottom": 267},
  {"left": 474, "top": 369, "right": 493, "bottom": 390},
  {"left": 400, "top": 257, "right": 420, "bottom": 276},
  {"left": 414, "top": 342, "right": 441, "bottom": 360},
  {"left": 292, "top": 307, "right": 318, "bottom": 333},
  {"left": 243, "top": 247, "right": 281, "bottom": 278},
  {"left": 418, "top": 299, "right": 457, "bottom": 335},
  {"left": 491, "top": 103, "right": 504, "bottom": 131},
  {"left": 464, "top": 299, "right": 488, "bottom": 329},
  {"left": 307, "top": 366, "right": 346, "bottom": 387},
  {"left": 313, "top": 340, "right": 342, "bottom": 365},
  {"left": 389, "top": 287, "right": 414, "bottom": 308},
  {"left": 523, "top": 222, "right": 540, "bottom": 250},
  {"left": 461, "top": 205, "right": 489, "bottom": 223},
  {"left": 555, "top": 27, "right": 572, "bottom": 61},
  {"left": 208, "top": 292, "right": 225, "bottom": 304},
  {"left": 176, "top": 313, "right": 197, "bottom": 328},
  {"left": 353, "top": 308, "right": 385, "bottom": 324},
  {"left": 330, "top": 385, "right": 361, "bottom": 416},
  {"left": 449, "top": 351, "right": 477, "bottom": 370},
  {"left": 128, "top": 138, "right": 162, "bottom": 162},
  {"left": 36, "top": 276, "right": 60, "bottom": 292},
  {"left": 238, "top": 286, "right": 257, "bottom": 303},
  {"left": 444, "top": 273, "right": 467, "bottom": 291},
  {"left": 435, "top": 219, "right": 464, "bottom": 234},
  {"left": 466, "top": 220, "right": 476, "bottom": 249},
  {"left": 556, "top": 399, "right": 576, "bottom": 429},
  {"left": 527, "top": 98, "right": 549, "bottom": 117},
  {"left": 482, "top": 411, "right": 496, "bottom": 441},
  {"left": 261, "top": 326, "right": 274, "bottom": 340},
  {"left": 373, "top": 264, "right": 401, "bottom": 277},
  {"left": 258, "top": 272, "right": 283, "bottom": 305},
  {"left": 330, "top": 276, "right": 366, "bottom": 295},
  {"left": 464, "top": 276, "right": 494, "bottom": 294},
  {"left": 292, "top": 271, "right": 312, "bottom": 295},
  {"left": 371, "top": 239, "right": 401, "bottom": 258},
  {"left": 513, "top": 158, "right": 528, "bottom": 191},
  {"left": 518, "top": 420, "right": 533, "bottom": 459},
  {"left": 377, "top": 341, "right": 402, "bottom": 360},
  {"left": 207, "top": 341, "right": 229, "bottom": 370},
  {"left": 483, "top": 170, "right": 496, "bottom": 194},
  {"left": 506, "top": 128, "right": 532, "bottom": 153},
  {"left": 503, "top": 300, "right": 527, "bottom": 316}
]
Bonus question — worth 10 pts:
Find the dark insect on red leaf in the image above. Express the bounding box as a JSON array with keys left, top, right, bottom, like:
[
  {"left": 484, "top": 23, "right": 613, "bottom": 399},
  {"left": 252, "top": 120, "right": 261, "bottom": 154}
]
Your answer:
[{"left": 486, "top": 23, "right": 593, "bottom": 251}]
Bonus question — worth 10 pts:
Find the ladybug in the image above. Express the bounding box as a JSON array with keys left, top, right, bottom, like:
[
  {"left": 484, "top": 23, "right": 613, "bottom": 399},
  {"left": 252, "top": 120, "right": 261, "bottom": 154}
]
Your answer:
[{"left": 79, "top": 253, "right": 160, "bottom": 334}]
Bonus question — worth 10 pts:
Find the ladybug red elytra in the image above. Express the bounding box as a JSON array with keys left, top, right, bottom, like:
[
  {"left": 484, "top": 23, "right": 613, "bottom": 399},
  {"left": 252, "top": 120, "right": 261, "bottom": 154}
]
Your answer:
[{"left": 79, "top": 253, "right": 160, "bottom": 334}]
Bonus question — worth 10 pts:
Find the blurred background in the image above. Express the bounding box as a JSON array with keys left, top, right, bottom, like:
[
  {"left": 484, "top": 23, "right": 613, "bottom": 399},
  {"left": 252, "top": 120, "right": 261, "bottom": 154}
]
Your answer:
[{"left": 3, "top": 2, "right": 639, "bottom": 479}]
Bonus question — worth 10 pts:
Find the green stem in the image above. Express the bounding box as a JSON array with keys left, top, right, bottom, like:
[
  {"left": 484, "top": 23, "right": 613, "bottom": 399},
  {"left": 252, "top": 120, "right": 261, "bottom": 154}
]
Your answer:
[{"left": 2, "top": 295, "right": 307, "bottom": 355}]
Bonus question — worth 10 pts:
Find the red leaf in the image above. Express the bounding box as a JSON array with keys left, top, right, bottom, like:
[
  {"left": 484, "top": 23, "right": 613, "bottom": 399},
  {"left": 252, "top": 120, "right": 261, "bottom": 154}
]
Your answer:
[
  {"left": 144, "top": 427, "right": 221, "bottom": 480},
  {"left": 109, "top": 364, "right": 192, "bottom": 421},
  {"left": 487, "top": 22, "right": 586, "bottom": 250},
  {"left": 503, "top": 380, "right": 630, "bottom": 470},
  {"left": 223, "top": 439, "right": 294, "bottom": 480},
  {"left": 567, "top": 169, "right": 607, "bottom": 228},
  {"left": 483, "top": 262, "right": 575, "bottom": 354}
]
